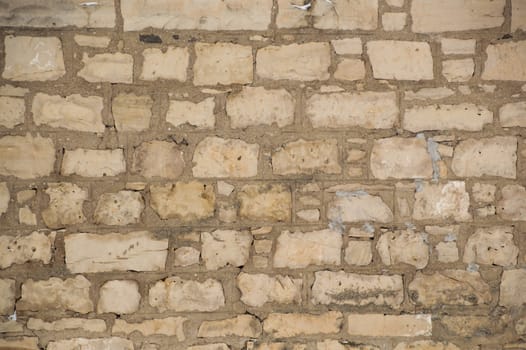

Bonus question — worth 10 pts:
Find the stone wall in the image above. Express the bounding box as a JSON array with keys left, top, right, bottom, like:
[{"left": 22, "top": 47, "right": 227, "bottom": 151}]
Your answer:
[{"left": 0, "top": 0, "right": 525, "bottom": 349}]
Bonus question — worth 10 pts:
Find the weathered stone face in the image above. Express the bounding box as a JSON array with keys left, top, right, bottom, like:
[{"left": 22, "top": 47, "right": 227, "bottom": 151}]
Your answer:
[
  {"left": 150, "top": 181, "right": 215, "bottom": 221},
  {"left": 237, "top": 273, "right": 303, "bottom": 307},
  {"left": 201, "top": 230, "right": 252, "bottom": 270},
  {"left": 463, "top": 227, "right": 519, "bottom": 266},
  {"left": 311, "top": 271, "right": 404, "bottom": 308},
  {"left": 0, "top": 279, "right": 15, "bottom": 315},
  {"left": 78, "top": 53, "right": 133, "bottom": 84},
  {"left": 347, "top": 314, "right": 432, "bottom": 337},
  {"left": 61, "top": 149, "right": 126, "bottom": 177},
  {"left": 112, "top": 94, "right": 153, "bottom": 132},
  {"left": 42, "top": 183, "right": 87, "bottom": 228},
  {"left": 94, "top": 191, "right": 144, "bottom": 225},
  {"left": 376, "top": 230, "right": 429, "bottom": 269},
  {"left": 97, "top": 280, "right": 141, "bottom": 314},
  {"left": 327, "top": 191, "right": 393, "bottom": 223},
  {"left": 132, "top": 141, "right": 185, "bottom": 179},
  {"left": 500, "top": 269, "right": 526, "bottom": 307},
  {"left": 403, "top": 104, "right": 493, "bottom": 132},
  {"left": 65, "top": 231, "right": 168, "bottom": 273},
  {"left": 482, "top": 41, "right": 526, "bottom": 81},
  {"left": 408, "top": 270, "right": 492, "bottom": 306},
  {"left": 113, "top": 317, "right": 186, "bottom": 339},
  {"left": 272, "top": 139, "right": 341, "bottom": 175},
  {"left": 413, "top": 182, "right": 472, "bottom": 222},
  {"left": 149, "top": 277, "right": 225, "bottom": 312},
  {"left": 167, "top": 98, "right": 215, "bottom": 129},
  {"left": 273, "top": 229, "right": 342, "bottom": 268},
  {"left": 198, "top": 315, "right": 262, "bottom": 338},
  {"left": 194, "top": 43, "right": 253, "bottom": 85},
  {"left": 140, "top": 47, "right": 189, "bottom": 81},
  {"left": 238, "top": 184, "right": 291, "bottom": 221},
  {"left": 263, "top": 312, "right": 343, "bottom": 338},
  {"left": 0, "top": 134, "right": 55, "bottom": 179},
  {"left": 0, "top": 232, "right": 55, "bottom": 269}
]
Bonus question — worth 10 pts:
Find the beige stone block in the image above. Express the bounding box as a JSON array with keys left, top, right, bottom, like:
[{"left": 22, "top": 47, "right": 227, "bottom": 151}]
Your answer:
[
  {"left": 193, "top": 137, "right": 259, "bottom": 178},
  {"left": 227, "top": 87, "right": 294, "bottom": 128},
  {"left": 198, "top": 315, "right": 261, "bottom": 337},
  {"left": 272, "top": 139, "right": 341, "bottom": 175},
  {"left": 257, "top": 43, "right": 331, "bottom": 81},
  {"left": 97, "top": 280, "right": 140, "bottom": 314},
  {"left": 65, "top": 231, "right": 168, "bottom": 273},
  {"left": 3, "top": 36, "right": 65, "bottom": 81},
  {"left": 483, "top": 41, "right": 526, "bottom": 81},
  {"left": 113, "top": 317, "right": 186, "bottom": 339},
  {"left": 112, "top": 94, "right": 152, "bottom": 132},
  {"left": 312, "top": 271, "right": 403, "bottom": 308},
  {"left": 61, "top": 149, "right": 125, "bottom": 177},
  {"left": 78, "top": 53, "right": 133, "bottom": 84},
  {"left": 167, "top": 98, "right": 215, "bottom": 128},
  {"left": 0, "top": 232, "right": 55, "bottom": 269},
  {"left": 0, "top": 134, "right": 55, "bottom": 179},
  {"left": 201, "top": 230, "right": 252, "bottom": 270},
  {"left": 140, "top": 47, "right": 189, "bottom": 81},
  {"left": 237, "top": 273, "right": 302, "bottom": 307},
  {"left": 263, "top": 312, "right": 343, "bottom": 337},
  {"left": 0, "top": 96, "right": 24, "bottom": 128},
  {"left": 238, "top": 184, "right": 291, "bottom": 221},
  {"left": 150, "top": 181, "right": 215, "bottom": 221},
  {"left": 377, "top": 230, "right": 429, "bottom": 269},
  {"left": 347, "top": 314, "right": 432, "bottom": 336},
  {"left": 413, "top": 181, "right": 472, "bottom": 221},
  {"left": 307, "top": 91, "right": 398, "bottom": 129},
  {"left": 42, "top": 183, "right": 87, "bottom": 228},
  {"left": 32, "top": 93, "right": 104, "bottom": 132},
  {"left": 464, "top": 227, "right": 518, "bottom": 266},
  {"left": 194, "top": 43, "right": 253, "bottom": 85},
  {"left": 367, "top": 41, "right": 433, "bottom": 81},
  {"left": 132, "top": 141, "right": 184, "bottom": 179},
  {"left": 273, "top": 229, "right": 342, "bottom": 268}
]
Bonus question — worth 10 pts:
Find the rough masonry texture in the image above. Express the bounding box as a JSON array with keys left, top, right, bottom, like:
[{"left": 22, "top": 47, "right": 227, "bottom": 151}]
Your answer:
[{"left": 0, "top": 1, "right": 525, "bottom": 350}]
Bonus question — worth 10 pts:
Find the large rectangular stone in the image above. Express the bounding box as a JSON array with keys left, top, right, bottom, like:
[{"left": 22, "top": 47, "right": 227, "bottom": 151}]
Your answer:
[
  {"left": 0, "top": 0, "right": 115, "bottom": 28},
  {"left": 61, "top": 149, "right": 125, "bottom": 177},
  {"left": 306, "top": 92, "right": 398, "bottom": 129},
  {"left": 347, "top": 314, "right": 432, "bottom": 336},
  {"left": 121, "top": 0, "right": 272, "bottom": 31},
  {"left": 65, "top": 231, "right": 168, "bottom": 273},
  {"left": 0, "top": 134, "right": 55, "bottom": 179},
  {"left": 263, "top": 312, "right": 343, "bottom": 337},
  {"left": 311, "top": 271, "right": 403, "bottom": 308},
  {"left": 194, "top": 43, "right": 253, "bottom": 86},
  {"left": 0, "top": 232, "right": 55, "bottom": 269},
  {"left": 404, "top": 104, "right": 493, "bottom": 132},
  {"left": 411, "top": 0, "right": 505, "bottom": 33}
]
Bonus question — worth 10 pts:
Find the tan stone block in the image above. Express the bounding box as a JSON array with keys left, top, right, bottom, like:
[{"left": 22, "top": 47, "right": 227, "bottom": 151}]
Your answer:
[
  {"left": 500, "top": 101, "right": 526, "bottom": 127},
  {"left": 32, "top": 93, "right": 104, "bottom": 132},
  {"left": 497, "top": 184, "right": 526, "bottom": 220},
  {"left": 0, "top": 96, "right": 24, "bottom": 128},
  {"left": 18, "top": 275, "right": 93, "bottom": 314},
  {"left": 167, "top": 98, "right": 215, "bottom": 128},
  {"left": 312, "top": 271, "right": 403, "bottom": 308},
  {"left": 48, "top": 337, "right": 133, "bottom": 350},
  {"left": 78, "top": 53, "right": 133, "bottom": 84},
  {"left": 452, "top": 136, "right": 516, "bottom": 178},
  {"left": 132, "top": 141, "right": 184, "bottom": 179},
  {"left": 140, "top": 47, "right": 189, "bottom": 81},
  {"left": 347, "top": 314, "right": 432, "bottom": 336},
  {"left": 61, "top": 149, "right": 125, "bottom": 177},
  {"left": 201, "top": 230, "right": 252, "bottom": 270},
  {"left": 411, "top": 0, "right": 505, "bottom": 32},
  {"left": 238, "top": 184, "right": 291, "bottom": 221},
  {"left": 377, "top": 230, "right": 429, "bottom": 269},
  {"left": 328, "top": 192, "right": 393, "bottom": 223},
  {"left": 311, "top": 0, "right": 378, "bottom": 30},
  {"left": 112, "top": 94, "right": 152, "bottom": 132},
  {"left": 0, "top": 232, "right": 55, "bottom": 269},
  {"left": 263, "top": 312, "right": 343, "bottom": 337},
  {"left": 307, "top": 91, "right": 398, "bottom": 129},
  {"left": 0, "top": 279, "right": 15, "bottom": 315},
  {"left": 0, "top": 134, "right": 55, "bottom": 179},
  {"left": 500, "top": 269, "right": 526, "bottom": 307},
  {"left": 334, "top": 59, "right": 366, "bottom": 81},
  {"left": 464, "top": 226, "right": 518, "bottom": 266},
  {"left": 273, "top": 229, "right": 342, "bottom": 268},
  {"left": 404, "top": 104, "right": 493, "bottom": 132},
  {"left": 193, "top": 137, "right": 259, "bottom": 178},
  {"left": 74, "top": 35, "right": 111, "bottom": 48},
  {"left": 94, "top": 191, "right": 144, "bottom": 226},
  {"left": 3, "top": 36, "right": 65, "bottom": 81},
  {"left": 27, "top": 318, "right": 106, "bottom": 332},
  {"left": 150, "top": 181, "right": 215, "bottom": 221},
  {"left": 345, "top": 241, "right": 373, "bottom": 265},
  {"left": 42, "top": 183, "right": 87, "bottom": 228},
  {"left": 272, "top": 139, "right": 341, "bottom": 175},
  {"left": 257, "top": 43, "right": 331, "bottom": 81},
  {"left": 413, "top": 181, "right": 471, "bottom": 221},
  {"left": 113, "top": 317, "right": 186, "bottom": 339},
  {"left": 227, "top": 87, "right": 294, "bottom": 128},
  {"left": 194, "top": 43, "right": 253, "bottom": 85},
  {"left": 483, "top": 41, "right": 526, "bottom": 81},
  {"left": 331, "top": 38, "right": 362, "bottom": 55},
  {"left": 97, "top": 280, "right": 140, "bottom": 314},
  {"left": 198, "top": 315, "right": 261, "bottom": 337},
  {"left": 65, "top": 231, "right": 168, "bottom": 273},
  {"left": 367, "top": 41, "right": 433, "bottom": 81},
  {"left": 149, "top": 277, "right": 224, "bottom": 312},
  {"left": 408, "top": 270, "right": 491, "bottom": 306},
  {"left": 237, "top": 273, "right": 302, "bottom": 307}
]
